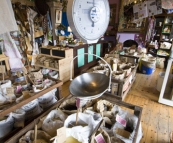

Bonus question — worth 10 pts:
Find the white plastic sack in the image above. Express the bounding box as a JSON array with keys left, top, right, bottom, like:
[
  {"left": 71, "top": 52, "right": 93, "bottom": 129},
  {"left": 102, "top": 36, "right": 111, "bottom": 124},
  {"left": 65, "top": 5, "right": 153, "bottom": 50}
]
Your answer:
[
  {"left": 19, "top": 130, "right": 51, "bottom": 143},
  {"left": 0, "top": 80, "right": 16, "bottom": 104},
  {"left": 0, "top": 113, "right": 14, "bottom": 138},
  {"left": 64, "top": 112, "right": 102, "bottom": 143},
  {"left": 37, "top": 89, "right": 57, "bottom": 109},
  {"left": 42, "top": 109, "right": 67, "bottom": 137},
  {"left": 21, "top": 99, "right": 42, "bottom": 118},
  {"left": 49, "top": 71, "right": 58, "bottom": 79},
  {"left": 12, "top": 109, "right": 25, "bottom": 128}
]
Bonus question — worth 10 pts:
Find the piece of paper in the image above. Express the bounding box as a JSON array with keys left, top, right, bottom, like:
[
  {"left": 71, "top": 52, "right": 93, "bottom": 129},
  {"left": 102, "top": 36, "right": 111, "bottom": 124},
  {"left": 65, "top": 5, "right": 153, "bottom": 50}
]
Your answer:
[
  {"left": 116, "top": 114, "right": 127, "bottom": 127},
  {"left": 116, "top": 128, "right": 131, "bottom": 138},
  {"left": 56, "top": 127, "right": 66, "bottom": 143},
  {"left": 95, "top": 133, "right": 106, "bottom": 143},
  {"left": 0, "top": 65, "right": 5, "bottom": 73},
  {"left": 6, "top": 87, "right": 14, "bottom": 96}
]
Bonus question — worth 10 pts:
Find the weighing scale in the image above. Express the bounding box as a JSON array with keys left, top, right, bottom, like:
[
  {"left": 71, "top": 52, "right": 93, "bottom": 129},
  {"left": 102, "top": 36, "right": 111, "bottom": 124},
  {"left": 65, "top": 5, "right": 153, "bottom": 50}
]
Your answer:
[{"left": 67, "top": 0, "right": 111, "bottom": 100}]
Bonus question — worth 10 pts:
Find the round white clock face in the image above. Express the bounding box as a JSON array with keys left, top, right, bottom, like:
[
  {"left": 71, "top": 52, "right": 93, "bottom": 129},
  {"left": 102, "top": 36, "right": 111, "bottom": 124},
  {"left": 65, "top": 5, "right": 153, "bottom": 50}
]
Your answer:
[{"left": 67, "top": 0, "right": 110, "bottom": 44}]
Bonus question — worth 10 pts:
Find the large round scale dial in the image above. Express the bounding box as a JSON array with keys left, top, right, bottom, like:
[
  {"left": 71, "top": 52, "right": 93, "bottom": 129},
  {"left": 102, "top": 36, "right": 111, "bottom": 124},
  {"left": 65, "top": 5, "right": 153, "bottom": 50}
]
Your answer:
[{"left": 67, "top": 0, "right": 110, "bottom": 44}]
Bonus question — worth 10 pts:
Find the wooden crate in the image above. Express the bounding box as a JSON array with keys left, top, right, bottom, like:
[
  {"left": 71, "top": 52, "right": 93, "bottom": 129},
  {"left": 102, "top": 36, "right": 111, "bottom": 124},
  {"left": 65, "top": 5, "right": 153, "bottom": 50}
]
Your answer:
[
  {"left": 107, "top": 65, "right": 138, "bottom": 101},
  {"left": 5, "top": 93, "right": 142, "bottom": 143}
]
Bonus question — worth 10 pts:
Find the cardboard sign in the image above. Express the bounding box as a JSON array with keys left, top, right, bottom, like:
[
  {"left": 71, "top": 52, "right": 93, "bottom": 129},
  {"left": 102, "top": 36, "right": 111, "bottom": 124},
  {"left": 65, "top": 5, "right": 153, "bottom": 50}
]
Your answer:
[
  {"left": 22, "top": 90, "right": 30, "bottom": 99},
  {"left": 116, "top": 114, "right": 127, "bottom": 127},
  {"left": 0, "top": 65, "right": 5, "bottom": 73},
  {"left": 22, "top": 67, "right": 28, "bottom": 74},
  {"left": 6, "top": 87, "right": 14, "bottom": 96},
  {"left": 95, "top": 133, "right": 106, "bottom": 143},
  {"left": 56, "top": 127, "right": 66, "bottom": 143},
  {"left": 116, "top": 128, "right": 131, "bottom": 138}
]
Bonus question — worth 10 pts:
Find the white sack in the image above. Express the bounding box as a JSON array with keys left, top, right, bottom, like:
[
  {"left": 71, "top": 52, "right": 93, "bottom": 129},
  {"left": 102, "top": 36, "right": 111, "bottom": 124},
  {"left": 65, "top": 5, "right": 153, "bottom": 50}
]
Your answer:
[
  {"left": 42, "top": 109, "right": 67, "bottom": 137},
  {"left": 37, "top": 89, "right": 57, "bottom": 109},
  {"left": 0, "top": 113, "right": 14, "bottom": 138},
  {"left": 12, "top": 109, "right": 25, "bottom": 128},
  {"left": 64, "top": 112, "right": 102, "bottom": 143},
  {"left": 21, "top": 99, "right": 42, "bottom": 118}
]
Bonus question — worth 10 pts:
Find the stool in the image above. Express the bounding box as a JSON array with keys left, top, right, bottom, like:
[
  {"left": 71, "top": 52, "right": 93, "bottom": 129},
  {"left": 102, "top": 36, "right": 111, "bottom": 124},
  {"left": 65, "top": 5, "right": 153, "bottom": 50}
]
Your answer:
[{"left": 0, "top": 54, "right": 10, "bottom": 75}]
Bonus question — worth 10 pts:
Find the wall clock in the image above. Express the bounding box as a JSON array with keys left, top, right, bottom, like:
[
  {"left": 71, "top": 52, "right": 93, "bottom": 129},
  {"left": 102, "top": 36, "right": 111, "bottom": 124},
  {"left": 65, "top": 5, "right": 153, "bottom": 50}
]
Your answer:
[{"left": 67, "top": 0, "right": 110, "bottom": 44}]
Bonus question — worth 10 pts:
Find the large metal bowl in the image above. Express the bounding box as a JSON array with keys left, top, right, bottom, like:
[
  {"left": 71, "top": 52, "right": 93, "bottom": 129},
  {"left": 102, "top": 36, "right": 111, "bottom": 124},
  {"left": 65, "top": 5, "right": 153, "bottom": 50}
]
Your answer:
[{"left": 69, "top": 73, "right": 109, "bottom": 99}]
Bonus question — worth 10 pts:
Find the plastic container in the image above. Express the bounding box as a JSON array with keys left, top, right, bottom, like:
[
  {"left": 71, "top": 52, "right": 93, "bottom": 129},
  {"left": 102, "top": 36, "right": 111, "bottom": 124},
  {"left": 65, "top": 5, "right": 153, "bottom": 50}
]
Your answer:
[{"left": 141, "top": 64, "right": 154, "bottom": 75}]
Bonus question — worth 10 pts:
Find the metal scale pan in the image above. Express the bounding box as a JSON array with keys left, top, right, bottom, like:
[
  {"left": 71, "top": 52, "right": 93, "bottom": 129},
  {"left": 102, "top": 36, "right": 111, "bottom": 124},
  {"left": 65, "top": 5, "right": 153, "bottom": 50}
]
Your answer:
[{"left": 69, "top": 53, "right": 112, "bottom": 100}]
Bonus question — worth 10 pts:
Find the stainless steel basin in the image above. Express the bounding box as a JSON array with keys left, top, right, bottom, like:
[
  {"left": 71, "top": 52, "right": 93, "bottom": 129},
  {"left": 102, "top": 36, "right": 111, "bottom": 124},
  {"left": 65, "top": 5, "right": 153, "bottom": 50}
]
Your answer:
[{"left": 69, "top": 73, "right": 109, "bottom": 99}]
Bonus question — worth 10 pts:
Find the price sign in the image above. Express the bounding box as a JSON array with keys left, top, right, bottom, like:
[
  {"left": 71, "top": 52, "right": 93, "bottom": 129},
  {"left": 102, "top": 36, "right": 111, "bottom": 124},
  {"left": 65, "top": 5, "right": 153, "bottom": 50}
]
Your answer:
[
  {"left": 95, "top": 133, "right": 106, "bottom": 143},
  {"left": 0, "top": 65, "right": 5, "bottom": 73},
  {"left": 34, "top": 71, "right": 43, "bottom": 80},
  {"left": 56, "top": 127, "right": 66, "bottom": 143},
  {"left": 6, "top": 87, "right": 14, "bottom": 96},
  {"left": 116, "top": 114, "right": 127, "bottom": 127},
  {"left": 22, "top": 67, "right": 28, "bottom": 74},
  {"left": 76, "top": 98, "right": 80, "bottom": 108}
]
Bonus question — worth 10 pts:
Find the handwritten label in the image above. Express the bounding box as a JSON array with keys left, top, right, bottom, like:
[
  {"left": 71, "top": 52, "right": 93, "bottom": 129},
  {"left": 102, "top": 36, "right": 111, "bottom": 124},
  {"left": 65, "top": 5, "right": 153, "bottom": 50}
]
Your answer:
[
  {"left": 116, "top": 114, "right": 127, "bottom": 127},
  {"left": 22, "top": 67, "right": 28, "bottom": 74},
  {"left": 56, "top": 127, "right": 66, "bottom": 143},
  {"left": 34, "top": 72, "right": 43, "bottom": 80},
  {"left": 0, "top": 65, "right": 5, "bottom": 73},
  {"left": 6, "top": 87, "right": 14, "bottom": 96},
  {"left": 95, "top": 133, "right": 106, "bottom": 143},
  {"left": 76, "top": 98, "right": 80, "bottom": 108}
]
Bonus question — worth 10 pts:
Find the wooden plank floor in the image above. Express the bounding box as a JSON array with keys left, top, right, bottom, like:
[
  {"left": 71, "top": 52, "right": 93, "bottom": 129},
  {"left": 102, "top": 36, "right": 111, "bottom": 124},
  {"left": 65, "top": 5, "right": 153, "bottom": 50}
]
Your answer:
[{"left": 61, "top": 68, "right": 173, "bottom": 143}]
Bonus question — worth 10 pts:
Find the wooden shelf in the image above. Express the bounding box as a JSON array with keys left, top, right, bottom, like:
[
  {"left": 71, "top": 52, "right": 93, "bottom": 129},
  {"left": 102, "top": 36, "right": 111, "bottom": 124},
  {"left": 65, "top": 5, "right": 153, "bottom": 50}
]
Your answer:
[
  {"left": 35, "top": 63, "right": 59, "bottom": 71},
  {"left": 0, "top": 81, "right": 63, "bottom": 117},
  {"left": 162, "top": 32, "right": 171, "bottom": 34}
]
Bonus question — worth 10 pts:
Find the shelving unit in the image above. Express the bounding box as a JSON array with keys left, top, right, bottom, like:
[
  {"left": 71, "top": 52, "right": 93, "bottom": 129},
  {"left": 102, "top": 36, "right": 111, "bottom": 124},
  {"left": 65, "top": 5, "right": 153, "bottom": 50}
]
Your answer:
[
  {"left": 158, "top": 58, "right": 173, "bottom": 106},
  {"left": 0, "top": 80, "right": 63, "bottom": 117},
  {"left": 36, "top": 48, "right": 74, "bottom": 82}
]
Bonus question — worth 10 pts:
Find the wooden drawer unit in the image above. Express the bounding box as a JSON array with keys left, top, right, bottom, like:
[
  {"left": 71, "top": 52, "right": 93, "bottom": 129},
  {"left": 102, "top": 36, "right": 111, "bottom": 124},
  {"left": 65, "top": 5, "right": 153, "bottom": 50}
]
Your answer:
[{"left": 107, "top": 65, "right": 138, "bottom": 101}]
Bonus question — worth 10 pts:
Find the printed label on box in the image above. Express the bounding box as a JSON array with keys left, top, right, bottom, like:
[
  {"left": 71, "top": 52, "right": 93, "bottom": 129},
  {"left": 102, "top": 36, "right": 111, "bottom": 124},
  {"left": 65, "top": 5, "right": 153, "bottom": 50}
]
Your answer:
[{"left": 116, "top": 114, "right": 127, "bottom": 127}]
